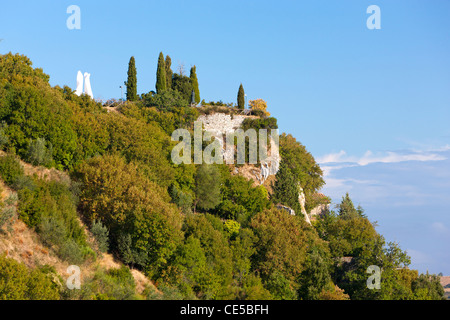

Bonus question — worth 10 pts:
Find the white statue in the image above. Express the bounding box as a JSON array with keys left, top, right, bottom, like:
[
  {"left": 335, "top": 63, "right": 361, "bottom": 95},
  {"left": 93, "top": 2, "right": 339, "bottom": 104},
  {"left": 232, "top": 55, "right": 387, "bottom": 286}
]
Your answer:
[
  {"left": 74, "top": 70, "right": 94, "bottom": 98},
  {"left": 75, "top": 71, "right": 83, "bottom": 96},
  {"left": 83, "top": 72, "right": 93, "bottom": 99}
]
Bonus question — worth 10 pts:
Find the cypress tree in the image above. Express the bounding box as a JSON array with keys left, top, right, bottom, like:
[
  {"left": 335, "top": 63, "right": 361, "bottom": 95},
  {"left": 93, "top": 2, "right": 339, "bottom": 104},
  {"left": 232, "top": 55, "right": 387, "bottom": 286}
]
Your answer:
[
  {"left": 156, "top": 52, "right": 167, "bottom": 94},
  {"left": 165, "top": 55, "right": 173, "bottom": 89},
  {"left": 237, "top": 83, "right": 245, "bottom": 109},
  {"left": 190, "top": 65, "right": 200, "bottom": 104},
  {"left": 124, "top": 56, "right": 137, "bottom": 101}
]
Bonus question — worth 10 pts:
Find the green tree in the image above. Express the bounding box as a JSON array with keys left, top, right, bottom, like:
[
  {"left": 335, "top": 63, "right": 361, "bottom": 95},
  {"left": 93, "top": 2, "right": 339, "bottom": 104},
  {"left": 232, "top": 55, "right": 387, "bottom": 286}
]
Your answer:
[
  {"left": 297, "top": 244, "right": 333, "bottom": 300},
  {"left": 251, "top": 208, "right": 309, "bottom": 297},
  {"left": 270, "top": 160, "right": 301, "bottom": 215},
  {"left": 279, "top": 133, "right": 324, "bottom": 211},
  {"left": 215, "top": 172, "right": 269, "bottom": 223},
  {"left": 0, "top": 53, "right": 78, "bottom": 170},
  {"left": 91, "top": 220, "right": 109, "bottom": 253},
  {"left": 171, "top": 73, "right": 193, "bottom": 103},
  {"left": 182, "top": 214, "right": 234, "bottom": 299},
  {"left": 338, "top": 193, "right": 365, "bottom": 220},
  {"left": 237, "top": 84, "right": 245, "bottom": 109},
  {"left": 125, "top": 56, "right": 137, "bottom": 101},
  {"left": 190, "top": 66, "right": 200, "bottom": 104},
  {"left": 165, "top": 55, "right": 173, "bottom": 89},
  {"left": 156, "top": 52, "right": 167, "bottom": 94},
  {"left": 412, "top": 272, "right": 446, "bottom": 300},
  {"left": 194, "top": 164, "right": 221, "bottom": 212}
]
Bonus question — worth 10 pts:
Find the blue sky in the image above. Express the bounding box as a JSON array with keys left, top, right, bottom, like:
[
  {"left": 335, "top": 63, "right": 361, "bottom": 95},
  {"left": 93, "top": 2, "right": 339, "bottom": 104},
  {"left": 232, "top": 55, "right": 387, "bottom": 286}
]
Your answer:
[{"left": 1, "top": 1, "right": 449, "bottom": 274}]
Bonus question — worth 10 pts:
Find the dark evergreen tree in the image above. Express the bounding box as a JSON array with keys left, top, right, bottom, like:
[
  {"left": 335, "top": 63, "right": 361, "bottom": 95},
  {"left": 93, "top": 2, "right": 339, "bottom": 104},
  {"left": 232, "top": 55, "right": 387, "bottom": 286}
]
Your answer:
[
  {"left": 190, "top": 90, "right": 196, "bottom": 105},
  {"left": 190, "top": 65, "right": 200, "bottom": 104},
  {"left": 172, "top": 73, "right": 193, "bottom": 103},
  {"left": 270, "top": 160, "right": 302, "bottom": 215},
  {"left": 194, "top": 164, "right": 221, "bottom": 212},
  {"left": 165, "top": 55, "right": 173, "bottom": 89},
  {"left": 338, "top": 193, "right": 365, "bottom": 220},
  {"left": 124, "top": 56, "right": 137, "bottom": 101},
  {"left": 156, "top": 52, "right": 167, "bottom": 94},
  {"left": 237, "top": 83, "right": 245, "bottom": 109},
  {"left": 298, "top": 245, "right": 332, "bottom": 300}
]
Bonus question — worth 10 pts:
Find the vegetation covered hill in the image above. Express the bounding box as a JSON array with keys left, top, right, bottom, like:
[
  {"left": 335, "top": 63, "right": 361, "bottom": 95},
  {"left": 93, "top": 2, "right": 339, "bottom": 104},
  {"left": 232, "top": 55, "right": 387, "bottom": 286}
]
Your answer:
[{"left": 0, "top": 52, "right": 445, "bottom": 300}]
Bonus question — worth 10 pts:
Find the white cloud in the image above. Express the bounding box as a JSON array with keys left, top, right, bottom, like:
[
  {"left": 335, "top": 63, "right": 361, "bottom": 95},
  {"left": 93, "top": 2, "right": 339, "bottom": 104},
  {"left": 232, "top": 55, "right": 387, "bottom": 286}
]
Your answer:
[
  {"left": 318, "top": 149, "right": 447, "bottom": 166},
  {"left": 407, "top": 249, "right": 434, "bottom": 266},
  {"left": 317, "top": 145, "right": 450, "bottom": 206},
  {"left": 357, "top": 150, "right": 446, "bottom": 166},
  {"left": 431, "top": 222, "right": 450, "bottom": 237},
  {"left": 317, "top": 150, "right": 349, "bottom": 164}
]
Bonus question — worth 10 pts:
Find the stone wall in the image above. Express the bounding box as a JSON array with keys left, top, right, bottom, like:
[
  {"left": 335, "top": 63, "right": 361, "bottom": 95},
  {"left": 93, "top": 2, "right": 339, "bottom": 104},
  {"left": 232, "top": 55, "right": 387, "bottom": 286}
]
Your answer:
[{"left": 197, "top": 113, "right": 280, "bottom": 182}]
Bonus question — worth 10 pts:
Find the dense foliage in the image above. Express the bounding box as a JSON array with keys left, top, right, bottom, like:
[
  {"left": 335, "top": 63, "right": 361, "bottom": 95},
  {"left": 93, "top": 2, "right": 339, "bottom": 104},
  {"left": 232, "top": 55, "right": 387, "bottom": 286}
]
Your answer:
[
  {"left": 0, "top": 255, "right": 60, "bottom": 300},
  {"left": 0, "top": 53, "right": 444, "bottom": 301}
]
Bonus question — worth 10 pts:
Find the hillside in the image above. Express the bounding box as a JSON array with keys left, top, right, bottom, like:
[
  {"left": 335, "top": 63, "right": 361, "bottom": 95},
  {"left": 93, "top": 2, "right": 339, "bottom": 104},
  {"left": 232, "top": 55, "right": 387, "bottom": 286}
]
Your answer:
[
  {"left": 0, "top": 52, "right": 446, "bottom": 300},
  {"left": 440, "top": 276, "right": 450, "bottom": 300},
  {"left": 0, "top": 152, "right": 159, "bottom": 299}
]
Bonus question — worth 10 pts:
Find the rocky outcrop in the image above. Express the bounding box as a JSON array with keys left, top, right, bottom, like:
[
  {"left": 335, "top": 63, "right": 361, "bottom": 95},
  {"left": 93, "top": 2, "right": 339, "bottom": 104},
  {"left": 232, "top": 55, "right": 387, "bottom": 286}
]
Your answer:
[
  {"left": 197, "top": 113, "right": 317, "bottom": 226},
  {"left": 276, "top": 204, "right": 296, "bottom": 216},
  {"left": 197, "top": 113, "right": 280, "bottom": 182},
  {"left": 297, "top": 184, "right": 311, "bottom": 225},
  {"left": 310, "top": 204, "right": 330, "bottom": 218}
]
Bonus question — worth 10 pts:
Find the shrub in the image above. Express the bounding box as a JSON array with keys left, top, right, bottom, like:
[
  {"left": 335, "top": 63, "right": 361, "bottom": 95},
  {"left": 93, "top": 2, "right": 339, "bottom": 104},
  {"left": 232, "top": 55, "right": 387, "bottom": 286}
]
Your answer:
[
  {"left": 224, "top": 220, "right": 240, "bottom": 239},
  {"left": 242, "top": 117, "right": 278, "bottom": 131},
  {"left": 0, "top": 190, "right": 16, "bottom": 232},
  {"left": 0, "top": 121, "right": 9, "bottom": 149},
  {"left": 89, "top": 266, "right": 137, "bottom": 300},
  {"left": 38, "top": 216, "right": 67, "bottom": 248},
  {"left": 0, "top": 255, "right": 60, "bottom": 300},
  {"left": 169, "top": 184, "right": 193, "bottom": 214},
  {"left": 0, "top": 206, "right": 15, "bottom": 232},
  {"left": 12, "top": 175, "right": 37, "bottom": 191},
  {"left": 0, "top": 154, "right": 24, "bottom": 186},
  {"left": 25, "top": 137, "right": 53, "bottom": 167},
  {"left": 90, "top": 220, "right": 109, "bottom": 253},
  {"left": 58, "top": 239, "right": 85, "bottom": 265}
]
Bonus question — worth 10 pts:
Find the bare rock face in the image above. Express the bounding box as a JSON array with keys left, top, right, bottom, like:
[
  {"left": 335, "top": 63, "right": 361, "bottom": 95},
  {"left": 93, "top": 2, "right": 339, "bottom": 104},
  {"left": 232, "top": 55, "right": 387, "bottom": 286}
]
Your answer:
[
  {"left": 197, "top": 113, "right": 280, "bottom": 183},
  {"left": 310, "top": 204, "right": 330, "bottom": 218},
  {"left": 198, "top": 114, "right": 319, "bottom": 223},
  {"left": 298, "top": 184, "right": 311, "bottom": 225},
  {"left": 276, "top": 204, "right": 296, "bottom": 216}
]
